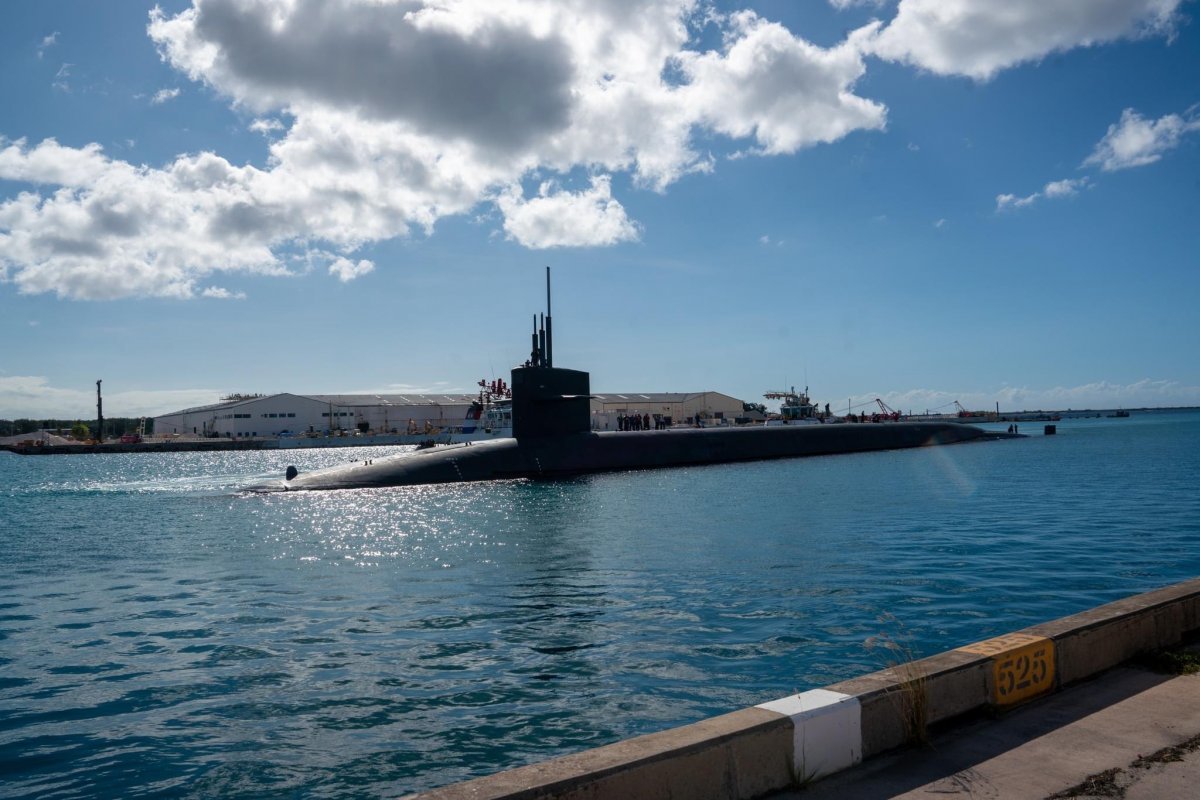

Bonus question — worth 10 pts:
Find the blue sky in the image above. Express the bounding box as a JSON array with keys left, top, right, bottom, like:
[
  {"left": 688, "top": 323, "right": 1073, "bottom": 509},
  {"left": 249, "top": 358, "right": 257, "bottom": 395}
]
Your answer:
[{"left": 1, "top": 0, "right": 1198, "bottom": 419}]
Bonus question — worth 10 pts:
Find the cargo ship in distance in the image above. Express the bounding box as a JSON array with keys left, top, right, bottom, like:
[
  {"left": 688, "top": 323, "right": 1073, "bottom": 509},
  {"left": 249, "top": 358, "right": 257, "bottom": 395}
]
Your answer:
[{"left": 252, "top": 270, "right": 1014, "bottom": 492}]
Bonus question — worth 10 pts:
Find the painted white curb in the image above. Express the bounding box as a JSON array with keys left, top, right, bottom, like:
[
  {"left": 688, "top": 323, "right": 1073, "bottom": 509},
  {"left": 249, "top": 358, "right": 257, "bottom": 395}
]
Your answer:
[{"left": 757, "top": 689, "right": 861, "bottom": 781}]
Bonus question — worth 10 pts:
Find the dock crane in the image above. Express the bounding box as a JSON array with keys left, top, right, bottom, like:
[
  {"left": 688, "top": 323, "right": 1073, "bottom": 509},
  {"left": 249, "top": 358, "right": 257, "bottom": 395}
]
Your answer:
[
  {"left": 875, "top": 398, "right": 900, "bottom": 421},
  {"left": 954, "top": 401, "right": 985, "bottom": 419}
]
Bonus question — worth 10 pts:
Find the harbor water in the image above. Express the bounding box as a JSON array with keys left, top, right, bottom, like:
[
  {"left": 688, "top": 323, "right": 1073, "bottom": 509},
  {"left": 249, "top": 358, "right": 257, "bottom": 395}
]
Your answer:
[{"left": 2, "top": 412, "right": 1198, "bottom": 797}]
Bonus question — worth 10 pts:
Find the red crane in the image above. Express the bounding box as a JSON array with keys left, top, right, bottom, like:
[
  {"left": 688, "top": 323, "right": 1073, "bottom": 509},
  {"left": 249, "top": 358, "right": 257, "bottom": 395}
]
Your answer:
[
  {"left": 954, "top": 401, "right": 984, "bottom": 418},
  {"left": 875, "top": 398, "right": 900, "bottom": 421}
]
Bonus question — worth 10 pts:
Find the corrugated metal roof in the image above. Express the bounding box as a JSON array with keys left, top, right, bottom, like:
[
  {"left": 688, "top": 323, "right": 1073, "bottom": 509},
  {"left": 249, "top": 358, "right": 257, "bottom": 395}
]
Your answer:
[
  {"left": 306, "top": 394, "right": 477, "bottom": 406},
  {"left": 157, "top": 392, "right": 477, "bottom": 417},
  {"left": 591, "top": 392, "right": 733, "bottom": 403},
  {"left": 159, "top": 399, "right": 236, "bottom": 415},
  {"left": 159, "top": 390, "right": 741, "bottom": 418}
]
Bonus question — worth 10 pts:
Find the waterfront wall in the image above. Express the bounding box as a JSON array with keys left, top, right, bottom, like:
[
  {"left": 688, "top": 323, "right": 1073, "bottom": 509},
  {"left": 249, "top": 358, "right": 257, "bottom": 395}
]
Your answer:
[
  {"left": 407, "top": 577, "right": 1200, "bottom": 800},
  {"left": 0, "top": 439, "right": 271, "bottom": 455}
]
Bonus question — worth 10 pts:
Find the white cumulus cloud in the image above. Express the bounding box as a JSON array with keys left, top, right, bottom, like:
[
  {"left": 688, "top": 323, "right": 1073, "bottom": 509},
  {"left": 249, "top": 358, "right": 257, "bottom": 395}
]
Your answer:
[
  {"left": 996, "top": 177, "right": 1088, "bottom": 211},
  {"left": 995, "top": 192, "right": 1037, "bottom": 211},
  {"left": 0, "top": 138, "right": 288, "bottom": 299},
  {"left": 675, "top": 13, "right": 886, "bottom": 158},
  {"left": 52, "top": 63, "right": 72, "bottom": 92},
  {"left": 496, "top": 175, "right": 640, "bottom": 249},
  {"left": 249, "top": 118, "right": 285, "bottom": 135},
  {"left": 1042, "top": 178, "right": 1086, "bottom": 198},
  {"left": 999, "top": 103, "right": 1200, "bottom": 210},
  {"left": 869, "top": 0, "right": 1184, "bottom": 80},
  {"left": 829, "top": 0, "right": 887, "bottom": 9},
  {"left": 1, "top": 0, "right": 1187, "bottom": 300},
  {"left": 200, "top": 285, "right": 246, "bottom": 299},
  {"left": 38, "top": 32, "right": 59, "bottom": 59},
  {"left": 1083, "top": 106, "right": 1200, "bottom": 171},
  {"left": 151, "top": 88, "right": 181, "bottom": 104},
  {"left": 328, "top": 256, "right": 375, "bottom": 282},
  {"left": 0, "top": 0, "right": 894, "bottom": 300}
]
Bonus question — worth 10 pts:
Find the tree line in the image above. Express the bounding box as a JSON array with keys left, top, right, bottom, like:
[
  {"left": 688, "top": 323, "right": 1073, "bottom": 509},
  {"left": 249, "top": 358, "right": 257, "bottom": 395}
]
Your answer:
[{"left": 0, "top": 418, "right": 154, "bottom": 438}]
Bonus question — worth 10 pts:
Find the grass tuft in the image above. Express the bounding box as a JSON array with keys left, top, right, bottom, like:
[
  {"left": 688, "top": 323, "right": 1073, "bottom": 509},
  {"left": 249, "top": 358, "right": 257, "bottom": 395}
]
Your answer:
[
  {"left": 1046, "top": 766, "right": 1126, "bottom": 798},
  {"left": 865, "top": 613, "right": 929, "bottom": 747},
  {"left": 1134, "top": 647, "right": 1200, "bottom": 675}
]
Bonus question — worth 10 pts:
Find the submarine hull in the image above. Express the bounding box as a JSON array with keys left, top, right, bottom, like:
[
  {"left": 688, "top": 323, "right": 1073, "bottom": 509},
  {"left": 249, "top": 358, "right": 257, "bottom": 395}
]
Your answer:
[{"left": 261, "top": 422, "right": 1000, "bottom": 492}]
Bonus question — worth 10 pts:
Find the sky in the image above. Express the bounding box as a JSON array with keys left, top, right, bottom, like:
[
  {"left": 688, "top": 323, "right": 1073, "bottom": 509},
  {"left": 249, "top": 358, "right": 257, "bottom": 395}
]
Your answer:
[{"left": 1, "top": 0, "right": 1198, "bottom": 420}]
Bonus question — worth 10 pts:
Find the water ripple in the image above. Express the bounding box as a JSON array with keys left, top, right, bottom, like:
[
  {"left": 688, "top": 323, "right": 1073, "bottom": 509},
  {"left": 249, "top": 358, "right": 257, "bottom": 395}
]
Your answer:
[{"left": 0, "top": 413, "right": 1197, "bottom": 797}]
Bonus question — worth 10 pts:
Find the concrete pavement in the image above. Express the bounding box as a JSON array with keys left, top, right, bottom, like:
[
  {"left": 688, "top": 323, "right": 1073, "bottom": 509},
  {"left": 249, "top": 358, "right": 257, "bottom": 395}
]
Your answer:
[{"left": 779, "top": 651, "right": 1200, "bottom": 800}]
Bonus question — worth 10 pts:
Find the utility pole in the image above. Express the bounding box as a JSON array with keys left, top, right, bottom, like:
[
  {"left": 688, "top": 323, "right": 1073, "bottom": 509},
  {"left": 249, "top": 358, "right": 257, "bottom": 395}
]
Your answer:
[{"left": 96, "top": 380, "right": 104, "bottom": 444}]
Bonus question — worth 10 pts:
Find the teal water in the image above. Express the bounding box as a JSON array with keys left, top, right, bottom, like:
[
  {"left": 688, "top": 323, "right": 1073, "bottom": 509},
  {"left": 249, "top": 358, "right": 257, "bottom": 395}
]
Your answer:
[{"left": 2, "top": 412, "right": 1198, "bottom": 797}]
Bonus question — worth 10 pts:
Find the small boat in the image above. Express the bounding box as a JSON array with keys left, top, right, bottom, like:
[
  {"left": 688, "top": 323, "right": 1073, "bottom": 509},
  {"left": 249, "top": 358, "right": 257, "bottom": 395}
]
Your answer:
[
  {"left": 441, "top": 379, "right": 514, "bottom": 442},
  {"left": 763, "top": 386, "right": 822, "bottom": 425}
]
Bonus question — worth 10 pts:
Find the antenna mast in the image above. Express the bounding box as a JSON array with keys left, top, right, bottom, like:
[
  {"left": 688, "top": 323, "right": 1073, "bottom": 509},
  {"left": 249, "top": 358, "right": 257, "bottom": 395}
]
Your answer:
[{"left": 545, "top": 266, "right": 553, "bottom": 368}]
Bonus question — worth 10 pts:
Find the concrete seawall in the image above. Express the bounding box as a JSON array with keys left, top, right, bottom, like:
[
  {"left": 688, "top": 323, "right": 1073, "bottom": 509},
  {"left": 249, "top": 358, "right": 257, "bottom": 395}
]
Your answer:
[{"left": 407, "top": 577, "right": 1200, "bottom": 800}]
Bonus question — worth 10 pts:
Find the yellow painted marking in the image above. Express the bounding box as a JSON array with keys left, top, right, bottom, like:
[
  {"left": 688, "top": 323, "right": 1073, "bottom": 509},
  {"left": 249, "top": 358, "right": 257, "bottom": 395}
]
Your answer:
[
  {"left": 958, "top": 634, "right": 1055, "bottom": 706},
  {"left": 958, "top": 633, "right": 1045, "bottom": 658}
]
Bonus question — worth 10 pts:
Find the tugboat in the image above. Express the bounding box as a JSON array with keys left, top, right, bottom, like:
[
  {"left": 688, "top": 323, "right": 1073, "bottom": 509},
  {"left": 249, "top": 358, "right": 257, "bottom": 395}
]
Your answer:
[
  {"left": 763, "top": 386, "right": 819, "bottom": 424},
  {"left": 412, "top": 379, "right": 514, "bottom": 446},
  {"left": 447, "top": 378, "right": 513, "bottom": 441}
]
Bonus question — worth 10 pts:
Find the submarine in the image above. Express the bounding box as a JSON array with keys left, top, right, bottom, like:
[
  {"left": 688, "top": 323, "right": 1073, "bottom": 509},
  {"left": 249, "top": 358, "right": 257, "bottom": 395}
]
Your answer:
[{"left": 254, "top": 270, "right": 1009, "bottom": 492}]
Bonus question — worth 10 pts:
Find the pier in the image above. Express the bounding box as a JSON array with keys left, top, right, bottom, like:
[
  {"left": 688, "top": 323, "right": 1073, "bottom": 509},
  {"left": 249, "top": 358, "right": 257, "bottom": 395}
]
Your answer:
[
  {"left": 2, "top": 431, "right": 473, "bottom": 455},
  {"left": 406, "top": 578, "right": 1200, "bottom": 800}
]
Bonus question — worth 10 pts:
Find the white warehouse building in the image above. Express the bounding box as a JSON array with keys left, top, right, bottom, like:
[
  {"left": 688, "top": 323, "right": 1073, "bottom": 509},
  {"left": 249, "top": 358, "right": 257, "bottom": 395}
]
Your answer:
[
  {"left": 589, "top": 391, "right": 746, "bottom": 430},
  {"left": 155, "top": 389, "right": 752, "bottom": 439},
  {"left": 154, "top": 392, "right": 480, "bottom": 438}
]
